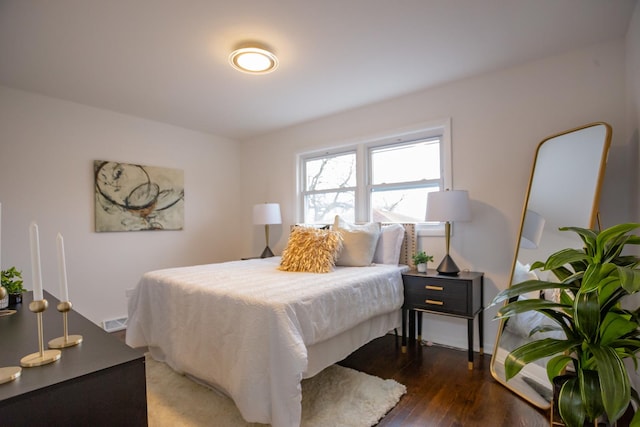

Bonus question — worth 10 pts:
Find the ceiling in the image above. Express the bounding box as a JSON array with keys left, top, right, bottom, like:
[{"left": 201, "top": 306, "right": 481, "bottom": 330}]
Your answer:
[{"left": 0, "top": 0, "right": 637, "bottom": 141}]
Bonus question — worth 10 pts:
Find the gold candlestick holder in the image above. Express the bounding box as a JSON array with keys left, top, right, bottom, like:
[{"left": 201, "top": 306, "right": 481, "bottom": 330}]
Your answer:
[
  {"left": 20, "top": 299, "right": 61, "bottom": 367},
  {"left": 48, "top": 301, "right": 82, "bottom": 348},
  {"left": 0, "top": 286, "right": 21, "bottom": 383}
]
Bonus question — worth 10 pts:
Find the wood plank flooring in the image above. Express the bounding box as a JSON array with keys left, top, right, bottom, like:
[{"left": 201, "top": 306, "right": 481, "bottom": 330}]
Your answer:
[
  {"left": 114, "top": 330, "right": 549, "bottom": 426},
  {"left": 338, "top": 334, "right": 549, "bottom": 427}
]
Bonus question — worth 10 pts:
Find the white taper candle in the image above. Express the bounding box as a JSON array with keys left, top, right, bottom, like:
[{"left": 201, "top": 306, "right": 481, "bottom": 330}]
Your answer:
[
  {"left": 29, "top": 221, "right": 44, "bottom": 300},
  {"left": 56, "top": 233, "right": 69, "bottom": 302}
]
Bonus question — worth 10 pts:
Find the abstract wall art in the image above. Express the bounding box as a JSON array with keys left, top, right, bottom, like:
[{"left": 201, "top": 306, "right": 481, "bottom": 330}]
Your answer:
[{"left": 94, "top": 160, "right": 184, "bottom": 232}]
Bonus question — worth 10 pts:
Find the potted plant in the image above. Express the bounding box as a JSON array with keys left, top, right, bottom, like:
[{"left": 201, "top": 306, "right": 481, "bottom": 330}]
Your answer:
[
  {"left": 1, "top": 267, "right": 24, "bottom": 306},
  {"left": 412, "top": 251, "right": 433, "bottom": 273},
  {"left": 492, "top": 223, "right": 640, "bottom": 427}
]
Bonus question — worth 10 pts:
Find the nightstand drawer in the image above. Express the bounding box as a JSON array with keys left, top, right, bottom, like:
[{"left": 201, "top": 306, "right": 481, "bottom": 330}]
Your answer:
[{"left": 403, "top": 276, "right": 469, "bottom": 315}]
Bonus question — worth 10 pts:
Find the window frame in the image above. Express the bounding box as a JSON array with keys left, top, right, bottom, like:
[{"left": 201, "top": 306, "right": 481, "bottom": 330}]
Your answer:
[{"left": 297, "top": 118, "right": 452, "bottom": 234}]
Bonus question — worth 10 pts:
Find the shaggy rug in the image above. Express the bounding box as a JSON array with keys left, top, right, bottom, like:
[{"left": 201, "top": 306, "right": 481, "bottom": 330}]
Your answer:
[{"left": 146, "top": 356, "right": 406, "bottom": 427}]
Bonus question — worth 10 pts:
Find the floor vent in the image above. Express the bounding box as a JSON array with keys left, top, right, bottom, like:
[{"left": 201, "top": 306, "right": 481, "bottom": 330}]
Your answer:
[{"left": 102, "top": 317, "right": 128, "bottom": 333}]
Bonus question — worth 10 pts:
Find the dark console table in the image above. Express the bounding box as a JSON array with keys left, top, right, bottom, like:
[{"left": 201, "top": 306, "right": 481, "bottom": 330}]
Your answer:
[{"left": 0, "top": 291, "right": 147, "bottom": 426}]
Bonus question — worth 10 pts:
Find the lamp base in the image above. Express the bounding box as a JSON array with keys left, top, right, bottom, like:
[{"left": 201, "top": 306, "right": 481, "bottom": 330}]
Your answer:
[
  {"left": 436, "top": 254, "right": 460, "bottom": 275},
  {"left": 260, "top": 246, "right": 275, "bottom": 258}
]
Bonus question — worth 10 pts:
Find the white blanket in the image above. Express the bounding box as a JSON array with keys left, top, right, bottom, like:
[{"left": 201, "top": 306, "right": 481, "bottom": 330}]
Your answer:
[{"left": 126, "top": 257, "right": 405, "bottom": 427}]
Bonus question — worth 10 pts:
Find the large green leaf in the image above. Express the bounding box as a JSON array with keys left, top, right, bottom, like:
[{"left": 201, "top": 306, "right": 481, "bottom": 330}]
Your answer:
[
  {"left": 619, "top": 265, "right": 640, "bottom": 294},
  {"left": 597, "top": 223, "right": 639, "bottom": 262},
  {"left": 596, "top": 223, "right": 640, "bottom": 264},
  {"left": 542, "top": 248, "right": 590, "bottom": 272},
  {"left": 504, "top": 338, "right": 579, "bottom": 380},
  {"left": 579, "top": 369, "right": 604, "bottom": 421},
  {"left": 589, "top": 344, "right": 631, "bottom": 423},
  {"left": 573, "top": 290, "right": 600, "bottom": 342},
  {"left": 598, "top": 276, "right": 624, "bottom": 306},
  {"left": 496, "top": 298, "right": 568, "bottom": 319},
  {"left": 581, "top": 263, "right": 617, "bottom": 293},
  {"left": 599, "top": 312, "right": 637, "bottom": 346},
  {"left": 491, "top": 279, "right": 572, "bottom": 305},
  {"left": 558, "top": 376, "right": 587, "bottom": 427},
  {"left": 609, "top": 338, "right": 640, "bottom": 353},
  {"left": 559, "top": 226, "right": 597, "bottom": 248},
  {"left": 546, "top": 354, "right": 574, "bottom": 381}
]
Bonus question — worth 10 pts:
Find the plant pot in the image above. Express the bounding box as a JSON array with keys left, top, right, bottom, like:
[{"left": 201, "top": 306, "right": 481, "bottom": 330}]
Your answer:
[
  {"left": 8, "top": 293, "right": 22, "bottom": 307},
  {"left": 551, "top": 374, "right": 628, "bottom": 427},
  {"left": 416, "top": 263, "right": 427, "bottom": 273}
]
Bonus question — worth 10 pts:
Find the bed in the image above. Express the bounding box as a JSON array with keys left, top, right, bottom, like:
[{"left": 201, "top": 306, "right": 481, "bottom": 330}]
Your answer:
[{"left": 126, "top": 220, "right": 415, "bottom": 427}]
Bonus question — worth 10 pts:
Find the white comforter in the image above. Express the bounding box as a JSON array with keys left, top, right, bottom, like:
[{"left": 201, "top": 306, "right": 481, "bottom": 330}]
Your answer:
[{"left": 126, "top": 257, "right": 405, "bottom": 427}]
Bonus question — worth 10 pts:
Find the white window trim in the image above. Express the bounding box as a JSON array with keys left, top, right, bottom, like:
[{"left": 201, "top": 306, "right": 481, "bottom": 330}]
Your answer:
[{"left": 296, "top": 118, "right": 453, "bottom": 233}]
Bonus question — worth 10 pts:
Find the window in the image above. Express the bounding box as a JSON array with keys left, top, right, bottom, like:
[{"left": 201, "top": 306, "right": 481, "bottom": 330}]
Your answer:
[
  {"left": 369, "top": 138, "right": 442, "bottom": 222},
  {"left": 299, "top": 119, "right": 451, "bottom": 225}
]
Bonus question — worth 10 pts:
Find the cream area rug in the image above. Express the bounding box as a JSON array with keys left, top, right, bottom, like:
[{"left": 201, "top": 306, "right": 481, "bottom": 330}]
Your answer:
[{"left": 146, "top": 356, "right": 406, "bottom": 427}]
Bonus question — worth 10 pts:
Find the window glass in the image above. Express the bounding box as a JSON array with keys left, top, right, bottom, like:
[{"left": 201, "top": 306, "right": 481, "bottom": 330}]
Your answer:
[
  {"left": 371, "top": 139, "right": 440, "bottom": 185},
  {"left": 371, "top": 186, "right": 439, "bottom": 223},
  {"left": 302, "top": 151, "right": 356, "bottom": 223},
  {"left": 305, "top": 153, "right": 356, "bottom": 191},
  {"left": 303, "top": 191, "right": 355, "bottom": 223}
]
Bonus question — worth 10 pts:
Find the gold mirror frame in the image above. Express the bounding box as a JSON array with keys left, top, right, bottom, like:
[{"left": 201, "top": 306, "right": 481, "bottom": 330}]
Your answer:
[{"left": 490, "top": 122, "right": 612, "bottom": 409}]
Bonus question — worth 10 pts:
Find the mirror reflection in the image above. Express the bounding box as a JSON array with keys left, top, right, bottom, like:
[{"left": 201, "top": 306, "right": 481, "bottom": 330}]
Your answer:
[{"left": 490, "top": 122, "right": 612, "bottom": 408}]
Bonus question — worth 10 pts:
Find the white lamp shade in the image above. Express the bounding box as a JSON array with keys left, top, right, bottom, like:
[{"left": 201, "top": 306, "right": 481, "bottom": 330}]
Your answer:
[
  {"left": 520, "top": 209, "right": 545, "bottom": 249},
  {"left": 426, "top": 190, "right": 471, "bottom": 222},
  {"left": 253, "top": 203, "right": 282, "bottom": 225}
]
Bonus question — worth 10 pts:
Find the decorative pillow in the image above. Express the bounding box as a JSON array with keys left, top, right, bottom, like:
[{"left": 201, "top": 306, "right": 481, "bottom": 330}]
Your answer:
[
  {"left": 278, "top": 226, "right": 343, "bottom": 273},
  {"left": 333, "top": 216, "right": 381, "bottom": 267},
  {"left": 506, "top": 294, "right": 566, "bottom": 340},
  {"left": 512, "top": 260, "right": 540, "bottom": 299},
  {"left": 373, "top": 224, "right": 405, "bottom": 265}
]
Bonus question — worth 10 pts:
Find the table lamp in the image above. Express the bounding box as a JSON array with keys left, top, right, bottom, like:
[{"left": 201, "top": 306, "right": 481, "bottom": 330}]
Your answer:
[
  {"left": 520, "top": 209, "right": 545, "bottom": 249},
  {"left": 426, "top": 190, "right": 471, "bottom": 275},
  {"left": 253, "top": 203, "right": 282, "bottom": 258}
]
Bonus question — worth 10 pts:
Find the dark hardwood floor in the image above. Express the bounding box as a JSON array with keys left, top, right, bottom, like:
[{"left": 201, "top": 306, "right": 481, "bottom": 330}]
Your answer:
[
  {"left": 114, "top": 330, "right": 549, "bottom": 426},
  {"left": 338, "top": 334, "right": 549, "bottom": 427}
]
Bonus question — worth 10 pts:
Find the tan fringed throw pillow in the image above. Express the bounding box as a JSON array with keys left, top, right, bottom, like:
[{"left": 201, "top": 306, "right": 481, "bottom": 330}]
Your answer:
[{"left": 278, "top": 226, "right": 343, "bottom": 273}]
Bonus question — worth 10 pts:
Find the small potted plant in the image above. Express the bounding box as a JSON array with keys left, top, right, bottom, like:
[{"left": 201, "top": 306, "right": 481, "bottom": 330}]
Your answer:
[
  {"left": 1, "top": 267, "right": 24, "bottom": 306},
  {"left": 412, "top": 251, "right": 433, "bottom": 273}
]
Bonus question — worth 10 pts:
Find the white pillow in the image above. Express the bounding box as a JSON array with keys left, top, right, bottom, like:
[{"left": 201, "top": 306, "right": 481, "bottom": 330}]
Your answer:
[
  {"left": 373, "top": 224, "right": 405, "bottom": 265},
  {"left": 506, "top": 294, "right": 565, "bottom": 340},
  {"left": 333, "top": 215, "right": 381, "bottom": 267},
  {"left": 513, "top": 260, "right": 539, "bottom": 300}
]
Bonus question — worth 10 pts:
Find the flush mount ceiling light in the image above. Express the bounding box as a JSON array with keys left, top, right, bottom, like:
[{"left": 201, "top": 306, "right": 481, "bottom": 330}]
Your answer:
[{"left": 229, "top": 45, "right": 278, "bottom": 74}]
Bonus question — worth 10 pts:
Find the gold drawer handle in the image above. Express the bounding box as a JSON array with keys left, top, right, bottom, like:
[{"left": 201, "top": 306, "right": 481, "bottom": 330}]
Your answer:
[
  {"left": 425, "top": 285, "right": 443, "bottom": 291},
  {"left": 426, "top": 299, "right": 443, "bottom": 306}
]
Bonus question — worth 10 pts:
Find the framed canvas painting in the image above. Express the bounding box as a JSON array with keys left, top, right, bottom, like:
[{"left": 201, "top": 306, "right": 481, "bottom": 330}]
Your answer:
[{"left": 94, "top": 160, "right": 184, "bottom": 232}]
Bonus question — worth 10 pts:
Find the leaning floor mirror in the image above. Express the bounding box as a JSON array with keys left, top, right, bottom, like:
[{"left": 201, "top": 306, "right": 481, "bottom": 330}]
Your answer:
[{"left": 490, "top": 122, "right": 612, "bottom": 409}]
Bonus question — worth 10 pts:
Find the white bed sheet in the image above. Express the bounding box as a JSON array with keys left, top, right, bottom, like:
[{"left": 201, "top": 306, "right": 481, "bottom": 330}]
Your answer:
[{"left": 126, "top": 257, "right": 406, "bottom": 427}]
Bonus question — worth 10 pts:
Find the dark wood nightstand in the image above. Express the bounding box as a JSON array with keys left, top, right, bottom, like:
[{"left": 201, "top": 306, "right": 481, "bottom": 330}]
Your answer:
[{"left": 402, "top": 269, "right": 484, "bottom": 369}]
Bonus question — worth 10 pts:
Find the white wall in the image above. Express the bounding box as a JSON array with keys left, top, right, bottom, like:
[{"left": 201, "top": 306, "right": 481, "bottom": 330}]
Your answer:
[
  {"left": 239, "top": 39, "right": 631, "bottom": 352},
  {"left": 0, "top": 86, "right": 242, "bottom": 326},
  {"left": 628, "top": 2, "right": 640, "bottom": 225}
]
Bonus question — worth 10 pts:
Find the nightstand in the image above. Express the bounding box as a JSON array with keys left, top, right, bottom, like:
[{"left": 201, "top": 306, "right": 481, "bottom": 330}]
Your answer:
[{"left": 401, "top": 269, "right": 484, "bottom": 369}]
